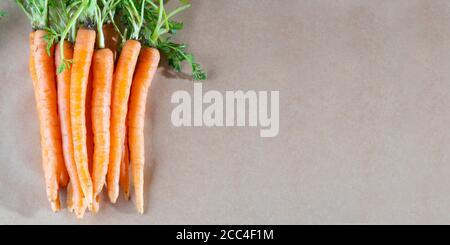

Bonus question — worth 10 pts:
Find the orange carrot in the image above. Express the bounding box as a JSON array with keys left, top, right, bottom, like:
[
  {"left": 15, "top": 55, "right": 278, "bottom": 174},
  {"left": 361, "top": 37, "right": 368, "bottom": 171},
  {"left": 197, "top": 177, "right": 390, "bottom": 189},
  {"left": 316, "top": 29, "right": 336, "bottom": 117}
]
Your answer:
[
  {"left": 92, "top": 48, "right": 114, "bottom": 212},
  {"left": 120, "top": 128, "right": 130, "bottom": 200},
  {"left": 91, "top": 195, "right": 100, "bottom": 214},
  {"left": 70, "top": 28, "right": 96, "bottom": 207},
  {"left": 33, "top": 35, "right": 69, "bottom": 189},
  {"left": 128, "top": 47, "right": 160, "bottom": 213},
  {"left": 29, "top": 32, "right": 49, "bottom": 187},
  {"left": 33, "top": 30, "right": 65, "bottom": 212},
  {"left": 107, "top": 40, "right": 141, "bottom": 203},
  {"left": 30, "top": 31, "right": 55, "bottom": 210},
  {"left": 55, "top": 40, "right": 86, "bottom": 218}
]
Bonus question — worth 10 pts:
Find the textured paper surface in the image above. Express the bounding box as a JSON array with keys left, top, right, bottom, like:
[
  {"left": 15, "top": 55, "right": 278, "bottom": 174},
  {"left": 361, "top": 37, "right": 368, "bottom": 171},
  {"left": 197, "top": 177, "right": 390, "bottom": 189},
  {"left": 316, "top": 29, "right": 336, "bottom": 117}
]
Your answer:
[{"left": 3, "top": 0, "right": 450, "bottom": 224}]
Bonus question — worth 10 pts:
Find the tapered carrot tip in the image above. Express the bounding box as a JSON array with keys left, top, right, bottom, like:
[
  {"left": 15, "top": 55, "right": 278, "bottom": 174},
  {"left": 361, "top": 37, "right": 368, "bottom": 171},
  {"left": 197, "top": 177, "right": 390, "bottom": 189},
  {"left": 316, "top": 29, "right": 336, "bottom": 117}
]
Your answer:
[
  {"left": 84, "top": 189, "right": 93, "bottom": 208},
  {"left": 82, "top": 191, "right": 93, "bottom": 211},
  {"left": 75, "top": 208, "right": 86, "bottom": 219},
  {"left": 108, "top": 190, "right": 118, "bottom": 204},
  {"left": 124, "top": 191, "right": 130, "bottom": 201},
  {"left": 74, "top": 198, "right": 87, "bottom": 219},
  {"left": 87, "top": 201, "right": 94, "bottom": 212},
  {"left": 137, "top": 206, "right": 144, "bottom": 215},
  {"left": 136, "top": 196, "right": 144, "bottom": 214},
  {"left": 75, "top": 211, "right": 85, "bottom": 219},
  {"left": 50, "top": 200, "right": 61, "bottom": 212},
  {"left": 91, "top": 196, "right": 100, "bottom": 214}
]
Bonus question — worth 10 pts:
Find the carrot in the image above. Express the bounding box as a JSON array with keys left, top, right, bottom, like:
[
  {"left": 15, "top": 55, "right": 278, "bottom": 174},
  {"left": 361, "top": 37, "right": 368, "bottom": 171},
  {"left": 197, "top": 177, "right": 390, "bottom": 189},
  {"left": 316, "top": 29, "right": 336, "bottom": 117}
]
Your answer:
[
  {"left": 92, "top": 48, "right": 114, "bottom": 212},
  {"left": 22, "top": 1, "right": 68, "bottom": 212},
  {"left": 127, "top": 47, "right": 160, "bottom": 213},
  {"left": 33, "top": 30, "right": 64, "bottom": 212},
  {"left": 55, "top": 40, "right": 86, "bottom": 218},
  {"left": 30, "top": 31, "right": 55, "bottom": 210},
  {"left": 91, "top": 195, "right": 100, "bottom": 214},
  {"left": 91, "top": 1, "right": 117, "bottom": 211},
  {"left": 37, "top": 39, "right": 69, "bottom": 190},
  {"left": 107, "top": 40, "right": 141, "bottom": 203},
  {"left": 70, "top": 28, "right": 96, "bottom": 207},
  {"left": 120, "top": 128, "right": 130, "bottom": 200},
  {"left": 29, "top": 32, "right": 49, "bottom": 186}
]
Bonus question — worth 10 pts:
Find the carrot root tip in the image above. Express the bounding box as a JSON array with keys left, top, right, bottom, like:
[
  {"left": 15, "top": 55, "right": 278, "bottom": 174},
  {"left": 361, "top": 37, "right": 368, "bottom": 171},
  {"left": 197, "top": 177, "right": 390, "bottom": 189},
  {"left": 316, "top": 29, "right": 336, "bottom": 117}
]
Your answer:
[
  {"left": 50, "top": 201, "right": 61, "bottom": 213},
  {"left": 108, "top": 191, "right": 118, "bottom": 204}
]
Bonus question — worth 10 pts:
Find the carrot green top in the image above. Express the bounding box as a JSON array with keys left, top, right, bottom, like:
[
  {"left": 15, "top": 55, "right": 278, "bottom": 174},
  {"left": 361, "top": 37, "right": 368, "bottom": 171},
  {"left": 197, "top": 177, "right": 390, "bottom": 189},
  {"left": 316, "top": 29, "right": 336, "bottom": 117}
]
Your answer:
[
  {"left": 122, "top": 0, "right": 206, "bottom": 81},
  {"left": 44, "top": 0, "right": 78, "bottom": 60},
  {"left": 56, "top": 0, "right": 118, "bottom": 72},
  {"left": 15, "top": 0, "right": 49, "bottom": 30},
  {"left": 17, "top": 0, "right": 207, "bottom": 80},
  {"left": 148, "top": 0, "right": 206, "bottom": 81}
]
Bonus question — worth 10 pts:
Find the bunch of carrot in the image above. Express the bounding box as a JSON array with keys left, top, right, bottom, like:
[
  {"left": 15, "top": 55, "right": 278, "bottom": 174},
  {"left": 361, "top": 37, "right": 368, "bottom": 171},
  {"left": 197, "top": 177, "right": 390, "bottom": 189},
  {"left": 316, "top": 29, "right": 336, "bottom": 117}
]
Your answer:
[{"left": 17, "top": 0, "right": 205, "bottom": 218}]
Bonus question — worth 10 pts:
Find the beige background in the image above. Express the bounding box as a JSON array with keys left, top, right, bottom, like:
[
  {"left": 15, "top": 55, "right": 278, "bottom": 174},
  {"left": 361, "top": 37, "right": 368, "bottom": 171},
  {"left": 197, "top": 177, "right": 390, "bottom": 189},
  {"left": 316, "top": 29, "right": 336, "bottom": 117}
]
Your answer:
[{"left": 2, "top": 0, "right": 450, "bottom": 224}]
